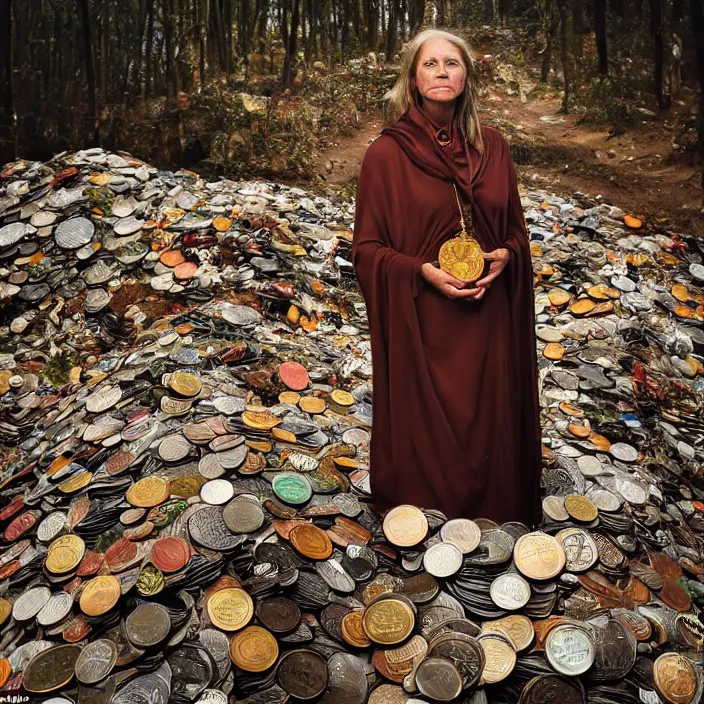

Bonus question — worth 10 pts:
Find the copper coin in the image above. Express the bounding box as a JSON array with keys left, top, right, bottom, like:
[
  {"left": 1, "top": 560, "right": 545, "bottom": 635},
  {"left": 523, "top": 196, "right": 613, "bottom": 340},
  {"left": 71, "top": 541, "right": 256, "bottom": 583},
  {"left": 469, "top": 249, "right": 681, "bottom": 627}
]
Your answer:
[
  {"left": 5, "top": 511, "right": 38, "bottom": 541},
  {"left": 151, "top": 535, "right": 191, "bottom": 573},
  {"left": 660, "top": 577, "right": 692, "bottom": 612},
  {"left": 229, "top": 625, "right": 279, "bottom": 672},
  {"left": 278, "top": 361, "right": 310, "bottom": 391},
  {"left": 653, "top": 653, "right": 697, "bottom": 704},
  {"left": 22, "top": 644, "right": 82, "bottom": 693},
  {"left": 289, "top": 523, "right": 333, "bottom": 560},
  {"left": 341, "top": 610, "right": 372, "bottom": 648},
  {"left": 0, "top": 658, "right": 10, "bottom": 688},
  {"left": 105, "top": 537, "right": 139, "bottom": 572},
  {"left": 276, "top": 649, "right": 328, "bottom": 700}
]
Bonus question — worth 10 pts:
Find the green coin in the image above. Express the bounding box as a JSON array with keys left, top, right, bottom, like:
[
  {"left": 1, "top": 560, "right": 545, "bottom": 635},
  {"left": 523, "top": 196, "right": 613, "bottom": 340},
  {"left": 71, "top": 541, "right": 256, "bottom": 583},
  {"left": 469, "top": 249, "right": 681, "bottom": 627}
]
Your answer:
[{"left": 272, "top": 473, "right": 313, "bottom": 505}]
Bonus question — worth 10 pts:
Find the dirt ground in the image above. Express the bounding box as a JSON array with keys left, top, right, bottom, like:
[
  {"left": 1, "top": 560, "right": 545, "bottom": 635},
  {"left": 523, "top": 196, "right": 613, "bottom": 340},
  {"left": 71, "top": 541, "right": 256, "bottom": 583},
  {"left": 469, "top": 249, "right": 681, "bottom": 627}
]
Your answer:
[{"left": 310, "top": 83, "right": 704, "bottom": 235}]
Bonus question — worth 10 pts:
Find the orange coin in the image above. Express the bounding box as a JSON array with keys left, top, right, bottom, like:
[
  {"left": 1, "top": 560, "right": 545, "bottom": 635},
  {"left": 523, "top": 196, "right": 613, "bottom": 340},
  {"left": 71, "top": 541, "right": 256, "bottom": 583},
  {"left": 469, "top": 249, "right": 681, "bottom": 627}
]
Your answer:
[
  {"left": 0, "top": 658, "right": 11, "bottom": 688},
  {"left": 674, "top": 305, "right": 693, "bottom": 319},
  {"left": 213, "top": 216, "right": 233, "bottom": 232},
  {"left": 289, "top": 523, "right": 333, "bottom": 560},
  {"left": 174, "top": 261, "right": 198, "bottom": 280},
  {"left": 160, "top": 250, "right": 185, "bottom": 267},
  {"left": 624, "top": 215, "right": 643, "bottom": 229}
]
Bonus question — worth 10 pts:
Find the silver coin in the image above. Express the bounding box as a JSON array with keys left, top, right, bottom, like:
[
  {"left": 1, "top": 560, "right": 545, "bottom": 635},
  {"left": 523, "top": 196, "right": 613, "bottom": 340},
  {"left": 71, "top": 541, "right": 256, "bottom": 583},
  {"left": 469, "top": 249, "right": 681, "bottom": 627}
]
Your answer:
[
  {"left": 542, "top": 495, "right": 569, "bottom": 522},
  {"left": 85, "top": 288, "right": 111, "bottom": 312},
  {"left": 83, "top": 260, "right": 117, "bottom": 285},
  {"left": 85, "top": 384, "right": 122, "bottom": 413},
  {"left": 199, "top": 453, "right": 226, "bottom": 480},
  {"left": 30, "top": 210, "right": 57, "bottom": 227},
  {"left": 341, "top": 428, "right": 370, "bottom": 446},
  {"left": 126, "top": 603, "right": 172, "bottom": 648},
  {"left": 113, "top": 216, "right": 143, "bottom": 236},
  {"left": 617, "top": 478, "right": 647, "bottom": 505},
  {"left": 37, "top": 511, "right": 68, "bottom": 542},
  {"left": 55, "top": 217, "right": 94, "bottom": 249},
  {"left": 222, "top": 495, "right": 264, "bottom": 533},
  {"left": 196, "top": 690, "right": 229, "bottom": 704},
  {"left": 36, "top": 590, "right": 74, "bottom": 626},
  {"left": 440, "top": 518, "right": 481, "bottom": 554},
  {"left": 215, "top": 444, "right": 248, "bottom": 470},
  {"left": 221, "top": 305, "right": 264, "bottom": 326},
  {"left": 690, "top": 262, "right": 704, "bottom": 282},
  {"left": 0, "top": 222, "right": 34, "bottom": 248},
  {"left": 200, "top": 479, "right": 234, "bottom": 506},
  {"left": 577, "top": 455, "right": 604, "bottom": 477},
  {"left": 587, "top": 488, "right": 622, "bottom": 512},
  {"left": 320, "top": 652, "right": 368, "bottom": 704},
  {"left": 464, "top": 528, "right": 515, "bottom": 566},
  {"left": 212, "top": 395, "right": 247, "bottom": 415},
  {"left": 75, "top": 638, "right": 118, "bottom": 685},
  {"left": 13, "top": 585, "right": 51, "bottom": 621},
  {"left": 609, "top": 442, "right": 638, "bottom": 462},
  {"left": 188, "top": 505, "right": 243, "bottom": 551},
  {"left": 333, "top": 493, "right": 362, "bottom": 517},
  {"left": 422, "top": 542, "right": 463, "bottom": 578},
  {"left": 545, "top": 624, "right": 595, "bottom": 676},
  {"left": 198, "top": 629, "right": 231, "bottom": 679},
  {"left": 489, "top": 573, "right": 531, "bottom": 611},
  {"left": 555, "top": 527, "right": 598, "bottom": 572},
  {"left": 315, "top": 559, "right": 356, "bottom": 593},
  {"left": 158, "top": 434, "right": 192, "bottom": 463},
  {"left": 415, "top": 656, "right": 463, "bottom": 702}
]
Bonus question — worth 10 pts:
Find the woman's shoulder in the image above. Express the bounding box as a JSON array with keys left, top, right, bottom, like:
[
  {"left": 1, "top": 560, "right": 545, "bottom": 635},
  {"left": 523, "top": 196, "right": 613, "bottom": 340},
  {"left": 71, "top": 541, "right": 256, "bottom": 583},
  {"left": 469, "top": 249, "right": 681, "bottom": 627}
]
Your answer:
[
  {"left": 361, "top": 134, "right": 404, "bottom": 165},
  {"left": 479, "top": 124, "right": 510, "bottom": 150}
]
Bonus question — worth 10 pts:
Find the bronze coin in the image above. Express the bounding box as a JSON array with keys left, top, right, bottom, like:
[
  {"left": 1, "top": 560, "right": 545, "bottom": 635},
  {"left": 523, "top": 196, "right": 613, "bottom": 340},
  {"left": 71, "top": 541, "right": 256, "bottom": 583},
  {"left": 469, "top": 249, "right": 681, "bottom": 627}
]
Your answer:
[
  {"left": 660, "top": 577, "right": 691, "bottom": 612},
  {"left": 23, "top": 644, "right": 82, "bottom": 693},
  {"left": 276, "top": 649, "right": 328, "bottom": 700},
  {"left": 151, "top": 535, "right": 191, "bottom": 573},
  {"left": 229, "top": 625, "right": 279, "bottom": 672},
  {"left": 257, "top": 596, "right": 302, "bottom": 634},
  {"left": 289, "top": 522, "right": 333, "bottom": 560},
  {"left": 653, "top": 653, "right": 698, "bottom": 704}
]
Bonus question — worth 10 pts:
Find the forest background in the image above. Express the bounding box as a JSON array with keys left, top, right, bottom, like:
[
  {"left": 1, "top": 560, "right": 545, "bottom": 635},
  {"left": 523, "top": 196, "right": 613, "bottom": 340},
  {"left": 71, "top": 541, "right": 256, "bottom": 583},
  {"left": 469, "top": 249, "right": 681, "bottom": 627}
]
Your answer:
[{"left": 1, "top": 0, "right": 703, "bottom": 231}]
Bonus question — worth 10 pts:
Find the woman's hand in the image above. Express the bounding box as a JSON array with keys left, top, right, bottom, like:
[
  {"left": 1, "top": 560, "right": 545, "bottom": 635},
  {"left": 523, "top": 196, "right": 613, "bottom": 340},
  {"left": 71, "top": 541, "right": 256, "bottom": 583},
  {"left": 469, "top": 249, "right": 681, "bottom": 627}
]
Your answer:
[
  {"left": 421, "top": 263, "right": 481, "bottom": 299},
  {"left": 472, "top": 248, "right": 511, "bottom": 298}
]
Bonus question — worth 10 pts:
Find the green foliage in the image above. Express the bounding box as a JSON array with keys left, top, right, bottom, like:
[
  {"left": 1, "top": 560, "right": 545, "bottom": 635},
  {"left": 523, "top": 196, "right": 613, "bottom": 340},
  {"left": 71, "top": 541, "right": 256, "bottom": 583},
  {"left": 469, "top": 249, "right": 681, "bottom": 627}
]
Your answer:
[{"left": 41, "top": 350, "right": 78, "bottom": 388}]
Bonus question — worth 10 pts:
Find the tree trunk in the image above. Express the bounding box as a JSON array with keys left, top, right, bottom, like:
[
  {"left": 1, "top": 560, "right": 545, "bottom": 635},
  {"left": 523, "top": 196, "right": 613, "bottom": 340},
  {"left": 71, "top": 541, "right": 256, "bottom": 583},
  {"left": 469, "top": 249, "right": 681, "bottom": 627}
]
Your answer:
[
  {"left": 484, "top": 0, "right": 494, "bottom": 24},
  {"left": 144, "top": 0, "right": 155, "bottom": 99},
  {"left": 385, "top": 0, "right": 397, "bottom": 62},
  {"left": 364, "top": 0, "right": 378, "bottom": 51},
  {"left": 100, "top": 1, "right": 108, "bottom": 105},
  {"left": 282, "top": 0, "right": 300, "bottom": 87},
  {"left": 163, "top": 0, "right": 178, "bottom": 96},
  {"left": 649, "top": 0, "right": 670, "bottom": 109},
  {"left": 557, "top": 0, "right": 571, "bottom": 112},
  {"left": 594, "top": 0, "right": 607, "bottom": 74},
  {"left": 423, "top": 0, "right": 435, "bottom": 27},
  {"left": 76, "top": 0, "right": 97, "bottom": 143},
  {"left": 0, "top": 0, "right": 13, "bottom": 164},
  {"left": 541, "top": 10, "right": 558, "bottom": 83},
  {"left": 258, "top": 0, "right": 268, "bottom": 55},
  {"left": 690, "top": 0, "right": 704, "bottom": 186}
]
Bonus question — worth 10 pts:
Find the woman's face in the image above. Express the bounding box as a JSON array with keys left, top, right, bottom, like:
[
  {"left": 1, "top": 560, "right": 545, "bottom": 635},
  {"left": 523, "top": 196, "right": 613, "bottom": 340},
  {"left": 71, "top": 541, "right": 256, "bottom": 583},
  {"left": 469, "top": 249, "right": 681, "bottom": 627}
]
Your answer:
[{"left": 413, "top": 37, "right": 466, "bottom": 105}]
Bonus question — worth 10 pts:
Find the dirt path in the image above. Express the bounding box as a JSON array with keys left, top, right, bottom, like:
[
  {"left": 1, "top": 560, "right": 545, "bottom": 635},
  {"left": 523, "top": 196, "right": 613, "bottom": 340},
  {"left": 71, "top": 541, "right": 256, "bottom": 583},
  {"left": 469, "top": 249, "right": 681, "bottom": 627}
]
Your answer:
[{"left": 311, "top": 85, "right": 703, "bottom": 233}]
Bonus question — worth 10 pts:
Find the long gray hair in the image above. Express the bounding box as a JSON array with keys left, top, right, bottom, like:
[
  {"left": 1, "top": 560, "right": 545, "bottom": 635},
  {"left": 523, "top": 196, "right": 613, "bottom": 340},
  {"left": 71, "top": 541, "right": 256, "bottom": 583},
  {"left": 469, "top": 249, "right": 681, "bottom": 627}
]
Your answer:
[{"left": 385, "top": 29, "right": 484, "bottom": 153}]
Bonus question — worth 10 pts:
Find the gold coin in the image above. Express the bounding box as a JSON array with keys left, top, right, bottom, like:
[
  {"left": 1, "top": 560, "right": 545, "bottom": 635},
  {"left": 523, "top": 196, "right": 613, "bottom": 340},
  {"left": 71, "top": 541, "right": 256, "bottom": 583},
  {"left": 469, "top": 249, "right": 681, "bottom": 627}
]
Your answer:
[
  {"left": 333, "top": 456, "right": 361, "bottom": 469},
  {"left": 79, "top": 575, "right": 121, "bottom": 616},
  {"left": 513, "top": 532, "right": 566, "bottom": 581},
  {"left": 341, "top": 610, "right": 371, "bottom": 647},
  {"left": 570, "top": 298, "right": 596, "bottom": 316},
  {"left": 330, "top": 390, "right": 355, "bottom": 407},
  {"left": 438, "top": 235, "right": 484, "bottom": 283},
  {"left": 213, "top": 216, "right": 233, "bottom": 232},
  {"left": 207, "top": 587, "right": 254, "bottom": 631},
  {"left": 58, "top": 470, "right": 93, "bottom": 494},
  {"left": 45, "top": 534, "right": 86, "bottom": 574},
  {"left": 672, "top": 284, "right": 689, "bottom": 303},
  {"left": 229, "top": 625, "right": 278, "bottom": 672},
  {"left": 272, "top": 428, "right": 297, "bottom": 443},
  {"left": 653, "top": 653, "right": 697, "bottom": 704},
  {"left": 362, "top": 598, "right": 415, "bottom": 645},
  {"left": 242, "top": 411, "right": 281, "bottom": 430},
  {"left": 382, "top": 505, "right": 428, "bottom": 547},
  {"left": 478, "top": 633, "right": 516, "bottom": 684},
  {"left": 278, "top": 391, "right": 300, "bottom": 405},
  {"left": 481, "top": 615, "right": 534, "bottom": 652},
  {"left": 548, "top": 288, "right": 571, "bottom": 307},
  {"left": 543, "top": 343, "right": 565, "bottom": 360},
  {"left": 564, "top": 495, "right": 598, "bottom": 523},
  {"left": 0, "top": 598, "right": 11, "bottom": 626},
  {"left": 299, "top": 396, "right": 326, "bottom": 414},
  {"left": 169, "top": 371, "right": 202, "bottom": 397},
  {"left": 126, "top": 476, "right": 170, "bottom": 508}
]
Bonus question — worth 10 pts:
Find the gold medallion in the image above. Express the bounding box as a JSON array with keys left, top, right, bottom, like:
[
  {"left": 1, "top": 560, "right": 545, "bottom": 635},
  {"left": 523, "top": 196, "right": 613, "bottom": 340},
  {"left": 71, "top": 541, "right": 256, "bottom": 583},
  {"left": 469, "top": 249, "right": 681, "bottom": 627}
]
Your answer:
[
  {"left": 438, "top": 183, "right": 485, "bottom": 283},
  {"left": 362, "top": 597, "right": 415, "bottom": 645},
  {"left": 207, "top": 587, "right": 254, "bottom": 631},
  {"left": 45, "top": 534, "right": 86, "bottom": 574},
  {"left": 229, "top": 625, "right": 279, "bottom": 672}
]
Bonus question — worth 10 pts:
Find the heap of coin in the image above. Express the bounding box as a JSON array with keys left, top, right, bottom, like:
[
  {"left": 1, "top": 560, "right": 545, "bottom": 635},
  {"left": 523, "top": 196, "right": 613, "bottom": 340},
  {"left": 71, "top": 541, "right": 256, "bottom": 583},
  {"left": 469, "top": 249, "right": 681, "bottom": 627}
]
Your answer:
[{"left": 0, "top": 149, "right": 703, "bottom": 703}]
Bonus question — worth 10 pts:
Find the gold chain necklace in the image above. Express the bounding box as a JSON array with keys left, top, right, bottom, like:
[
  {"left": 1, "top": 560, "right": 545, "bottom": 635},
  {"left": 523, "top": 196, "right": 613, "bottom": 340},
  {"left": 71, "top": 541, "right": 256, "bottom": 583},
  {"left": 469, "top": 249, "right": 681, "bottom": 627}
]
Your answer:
[{"left": 438, "top": 182, "right": 485, "bottom": 283}]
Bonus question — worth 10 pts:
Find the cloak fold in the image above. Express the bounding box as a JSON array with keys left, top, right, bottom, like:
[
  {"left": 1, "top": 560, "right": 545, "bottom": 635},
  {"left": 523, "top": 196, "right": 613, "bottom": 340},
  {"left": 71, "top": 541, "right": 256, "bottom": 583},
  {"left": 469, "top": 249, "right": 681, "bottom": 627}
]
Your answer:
[{"left": 352, "top": 103, "right": 542, "bottom": 527}]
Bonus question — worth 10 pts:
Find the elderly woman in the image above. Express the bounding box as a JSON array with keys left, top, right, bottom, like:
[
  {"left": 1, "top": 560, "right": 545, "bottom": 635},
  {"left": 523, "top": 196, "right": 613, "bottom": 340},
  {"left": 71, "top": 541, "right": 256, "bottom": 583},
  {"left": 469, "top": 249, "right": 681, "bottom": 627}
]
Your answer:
[{"left": 352, "top": 29, "right": 541, "bottom": 527}]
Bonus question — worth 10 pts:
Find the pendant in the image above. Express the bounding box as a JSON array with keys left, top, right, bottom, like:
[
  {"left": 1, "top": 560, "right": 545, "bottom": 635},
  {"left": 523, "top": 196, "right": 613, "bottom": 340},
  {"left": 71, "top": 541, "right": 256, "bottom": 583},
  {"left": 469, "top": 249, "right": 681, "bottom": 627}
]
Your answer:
[{"left": 438, "top": 230, "right": 485, "bottom": 283}]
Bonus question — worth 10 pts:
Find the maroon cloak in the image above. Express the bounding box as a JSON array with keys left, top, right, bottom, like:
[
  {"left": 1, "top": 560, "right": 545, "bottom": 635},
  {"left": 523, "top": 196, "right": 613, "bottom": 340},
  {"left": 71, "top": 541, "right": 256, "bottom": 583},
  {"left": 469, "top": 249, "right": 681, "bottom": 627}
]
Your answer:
[{"left": 352, "top": 102, "right": 542, "bottom": 527}]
